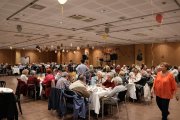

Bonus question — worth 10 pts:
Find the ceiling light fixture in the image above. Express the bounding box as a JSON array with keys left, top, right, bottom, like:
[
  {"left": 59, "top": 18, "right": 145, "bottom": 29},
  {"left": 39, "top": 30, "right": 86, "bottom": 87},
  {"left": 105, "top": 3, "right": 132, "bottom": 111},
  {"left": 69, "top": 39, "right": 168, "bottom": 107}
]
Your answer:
[
  {"left": 77, "top": 46, "right": 80, "bottom": 50},
  {"left": 57, "top": 0, "right": 68, "bottom": 24},
  {"left": 58, "top": 0, "right": 67, "bottom": 4}
]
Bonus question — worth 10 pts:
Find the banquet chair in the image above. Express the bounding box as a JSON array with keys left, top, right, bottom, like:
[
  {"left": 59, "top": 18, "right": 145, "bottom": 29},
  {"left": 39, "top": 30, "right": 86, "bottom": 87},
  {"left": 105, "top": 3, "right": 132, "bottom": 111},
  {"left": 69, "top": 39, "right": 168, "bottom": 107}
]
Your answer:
[
  {"left": 63, "top": 89, "right": 90, "bottom": 120},
  {"left": 118, "top": 90, "right": 127, "bottom": 103},
  {"left": 0, "top": 80, "right": 6, "bottom": 87},
  {"left": 101, "top": 96, "right": 120, "bottom": 119},
  {"left": 15, "top": 78, "right": 27, "bottom": 115},
  {"left": 27, "top": 84, "right": 37, "bottom": 100}
]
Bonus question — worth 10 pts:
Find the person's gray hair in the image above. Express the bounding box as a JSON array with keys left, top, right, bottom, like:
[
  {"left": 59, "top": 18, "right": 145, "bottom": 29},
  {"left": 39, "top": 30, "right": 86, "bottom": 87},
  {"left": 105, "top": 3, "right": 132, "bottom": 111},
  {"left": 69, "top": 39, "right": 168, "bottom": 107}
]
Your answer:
[
  {"left": 112, "top": 77, "right": 123, "bottom": 85},
  {"left": 31, "top": 70, "right": 36, "bottom": 75},
  {"left": 62, "top": 72, "right": 69, "bottom": 77}
]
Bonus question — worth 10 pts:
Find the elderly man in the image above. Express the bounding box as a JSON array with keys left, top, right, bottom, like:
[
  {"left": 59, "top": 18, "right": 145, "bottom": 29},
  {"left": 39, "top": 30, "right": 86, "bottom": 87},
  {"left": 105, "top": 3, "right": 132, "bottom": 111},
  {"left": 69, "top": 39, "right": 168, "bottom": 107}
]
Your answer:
[
  {"left": 69, "top": 75, "right": 90, "bottom": 98},
  {"left": 56, "top": 72, "right": 70, "bottom": 89},
  {"left": 108, "top": 77, "right": 127, "bottom": 98}
]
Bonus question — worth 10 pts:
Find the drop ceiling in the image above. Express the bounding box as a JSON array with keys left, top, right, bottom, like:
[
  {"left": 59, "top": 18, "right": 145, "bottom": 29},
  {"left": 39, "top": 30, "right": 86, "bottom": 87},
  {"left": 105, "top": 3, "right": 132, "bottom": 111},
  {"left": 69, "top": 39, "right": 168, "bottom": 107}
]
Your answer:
[{"left": 0, "top": 0, "right": 180, "bottom": 50}]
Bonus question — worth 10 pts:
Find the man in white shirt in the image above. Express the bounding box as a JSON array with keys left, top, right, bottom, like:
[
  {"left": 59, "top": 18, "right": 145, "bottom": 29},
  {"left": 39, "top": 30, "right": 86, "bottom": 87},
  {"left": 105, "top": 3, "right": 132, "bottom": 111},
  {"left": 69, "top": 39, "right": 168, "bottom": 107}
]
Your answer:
[{"left": 76, "top": 59, "right": 89, "bottom": 76}]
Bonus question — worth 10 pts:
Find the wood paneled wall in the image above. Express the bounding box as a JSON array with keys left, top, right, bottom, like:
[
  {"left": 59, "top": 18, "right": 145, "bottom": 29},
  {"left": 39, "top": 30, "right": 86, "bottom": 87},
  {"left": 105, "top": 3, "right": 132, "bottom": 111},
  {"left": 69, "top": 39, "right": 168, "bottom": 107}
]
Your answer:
[
  {"left": 0, "top": 42, "right": 180, "bottom": 67},
  {"left": 0, "top": 49, "right": 15, "bottom": 64},
  {"left": 145, "top": 42, "right": 180, "bottom": 67}
]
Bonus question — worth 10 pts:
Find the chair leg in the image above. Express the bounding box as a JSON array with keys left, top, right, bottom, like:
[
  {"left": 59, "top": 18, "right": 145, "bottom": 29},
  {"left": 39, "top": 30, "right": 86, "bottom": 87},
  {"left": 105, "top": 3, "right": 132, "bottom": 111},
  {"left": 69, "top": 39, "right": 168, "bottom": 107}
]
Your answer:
[
  {"left": 18, "top": 100, "right": 22, "bottom": 114},
  {"left": 34, "top": 86, "right": 37, "bottom": 100},
  {"left": 102, "top": 100, "right": 104, "bottom": 119},
  {"left": 88, "top": 103, "right": 90, "bottom": 120},
  {"left": 116, "top": 103, "right": 120, "bottom": 120}
]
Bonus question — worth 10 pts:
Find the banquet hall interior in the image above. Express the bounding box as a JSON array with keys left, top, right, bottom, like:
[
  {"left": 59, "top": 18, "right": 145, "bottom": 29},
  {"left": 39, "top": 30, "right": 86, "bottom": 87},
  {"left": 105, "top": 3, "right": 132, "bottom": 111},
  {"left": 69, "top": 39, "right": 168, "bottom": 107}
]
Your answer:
[{"left": 0, "top": 0, "right": 180, "bottom": 120}]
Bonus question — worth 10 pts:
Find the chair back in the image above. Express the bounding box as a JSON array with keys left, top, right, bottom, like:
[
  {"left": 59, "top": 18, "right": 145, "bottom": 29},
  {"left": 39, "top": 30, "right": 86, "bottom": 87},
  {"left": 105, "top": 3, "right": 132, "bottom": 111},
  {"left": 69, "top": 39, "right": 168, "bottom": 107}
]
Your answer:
[
  {"left": 0, "top": 80, "right": 6, "bottom": 87},
  {"left": 118, "top": 90, "right": 127, "bottom": 102},
  {"left": 135, "top": 77, "right": 147, "bottom": 86},
  {"left": 15, "top": 78, "right": 27, "bottom": 96}
]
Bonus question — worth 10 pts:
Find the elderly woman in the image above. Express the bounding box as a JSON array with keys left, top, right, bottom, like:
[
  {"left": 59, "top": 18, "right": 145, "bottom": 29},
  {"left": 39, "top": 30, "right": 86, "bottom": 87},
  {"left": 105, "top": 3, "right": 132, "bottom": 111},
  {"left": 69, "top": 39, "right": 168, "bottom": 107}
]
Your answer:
[
  {"left": 90, "top": 71, "right": 105, "bottom": 86},
  {"left": 102, "top": 72, "right": 115, "bottom": 88},
  {"left": 119, "top": 70, "right": 128, "bottom": 85},
  {"left": 27, "top": 70, "right": 40, "bottom": 98},
  {"left": 42, "top": 69, "right": 55, "bottom": 97},
  {"left": 20, "top": 69, "right": 29, "bottom": 83},
  {"left": 107, "top": 77, "right": 127, "bottom": 98},
  {"left": 128, "top": 68, "right": 142, "bottom": 83}
]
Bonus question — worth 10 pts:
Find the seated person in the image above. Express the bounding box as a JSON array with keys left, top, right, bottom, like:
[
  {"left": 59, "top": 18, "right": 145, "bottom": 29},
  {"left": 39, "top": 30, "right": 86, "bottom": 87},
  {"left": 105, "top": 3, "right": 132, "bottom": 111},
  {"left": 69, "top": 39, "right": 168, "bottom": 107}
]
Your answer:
[
  {"left": 90, "top": 71, "right": 105, "bottom": 86},
  {"left": 42, "top": 69, "right": 55, "bottom": 97},
  {"left": 56, "top": 72, "right": 70, "bottom": 89},
  {"left": 102, "top": 72, "right": 115, "bottom": 88},
  {"left": 27, "top": 70, "right": 40, "bottom": 85},
  {"left": 27, "top": 70, "right": 40, "bottom": 98},
  {"left": 20, "top": 69, "right": 29, "bottom": 84},
  {"left": 69, "top": 75, "right": 90, "bottom": 98},
  {"left": 128, "top": 68, "right": 142, "bottom": 83},
  {"left": 107, "top": 77, "right": 127, "bottom": 99},
  {"left": 119, "top": 71, "right": 128, "bottom": 85},
  {"left": 42, "top": 69, "right": 55, "bottom": 86}
]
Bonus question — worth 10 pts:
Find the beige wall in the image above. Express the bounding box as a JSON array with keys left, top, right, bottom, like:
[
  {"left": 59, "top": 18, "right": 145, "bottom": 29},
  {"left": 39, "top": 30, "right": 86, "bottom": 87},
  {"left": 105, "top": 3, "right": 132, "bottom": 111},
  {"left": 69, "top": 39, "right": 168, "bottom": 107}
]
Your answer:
[{"left": 145, "top": 42, "right": 180, "bottom": 67}]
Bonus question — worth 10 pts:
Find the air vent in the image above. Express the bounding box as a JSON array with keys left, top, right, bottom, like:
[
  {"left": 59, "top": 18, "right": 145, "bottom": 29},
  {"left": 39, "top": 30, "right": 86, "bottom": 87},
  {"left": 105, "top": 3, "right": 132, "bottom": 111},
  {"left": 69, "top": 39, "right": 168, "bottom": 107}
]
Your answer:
[
  {"left": 26, "top": 36, "right": 33, "bottom": 38},
  {"left": 14, "top": 34, "right": 24, "bottom": 37},
  {"left": 12, "top": 17, "right": 20, "bottom": 21},
  {"left": 30, "top": 4, "right": 46, "bottom": 10},
  {"left": 68, "top": 14, "right": 86, "bottom": 20},
  {"left": 104, "top": 23, "right": 114, "bottom": 27},
  {"left": 82, "top": 27, "right": 94, "bottom": 31},
  {"left": 67, "top": 36, "right": 74, "bottom": 39},
  {"left": 133, "top": 33, "right": 148, "bottom": 36},
  {"left": 119, "top": 16, "right": 126, "bottom": 20},
  {"left": 55, "top": 34, "right": 63, "bottom": 37},
  {"left": 83, "top": 18, "right": 96, "bottom": 22}
]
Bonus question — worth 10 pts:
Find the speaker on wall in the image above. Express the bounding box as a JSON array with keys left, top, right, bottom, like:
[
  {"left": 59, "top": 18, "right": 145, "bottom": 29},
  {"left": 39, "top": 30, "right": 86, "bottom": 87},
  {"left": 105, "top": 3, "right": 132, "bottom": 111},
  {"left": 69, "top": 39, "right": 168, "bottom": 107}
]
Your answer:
[
  {"left": 82, "top": 54, "right": 88, "bottom": 60},
  {"left": 110, "top": 54, "right": 118, "bottom": 60}
]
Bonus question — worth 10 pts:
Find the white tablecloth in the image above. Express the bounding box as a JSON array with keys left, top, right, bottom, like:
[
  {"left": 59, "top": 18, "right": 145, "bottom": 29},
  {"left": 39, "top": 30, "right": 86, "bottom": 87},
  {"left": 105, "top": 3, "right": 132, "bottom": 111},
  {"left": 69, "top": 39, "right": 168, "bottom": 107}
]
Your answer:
[
  {"left": 12, "top": 67, "right": 20, "bottom": 74},
  {"left": 0, "top": 87, "right": 13, "bottom": 93},
  {"left": 126, "top": 83, "right": 137, "bottom": 99},
  {"left": 88, "top": 86, "right": 111, "bottom": 114}
]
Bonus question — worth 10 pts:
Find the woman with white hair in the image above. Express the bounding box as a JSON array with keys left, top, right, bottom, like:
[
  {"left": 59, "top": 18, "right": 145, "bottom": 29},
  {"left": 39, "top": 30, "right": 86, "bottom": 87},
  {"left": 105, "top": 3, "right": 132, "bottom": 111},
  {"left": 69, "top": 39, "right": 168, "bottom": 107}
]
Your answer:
[
  {"left": 107, "top": 77, "right": 127, "bottom": 98},
  {"left": 90, "top": 71, "right": 105, "bottom": 86},
  {"left": 20, "top": 69, "right": 29, "bottom": 83}
]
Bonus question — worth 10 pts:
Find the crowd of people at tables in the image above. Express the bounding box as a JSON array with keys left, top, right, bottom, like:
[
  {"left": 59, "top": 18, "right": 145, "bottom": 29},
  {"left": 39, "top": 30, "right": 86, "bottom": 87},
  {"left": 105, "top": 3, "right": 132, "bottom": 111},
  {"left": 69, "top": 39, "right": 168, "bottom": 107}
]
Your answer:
[{"left": 12, "top": 59, "right": 179, "bottom": 101}]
